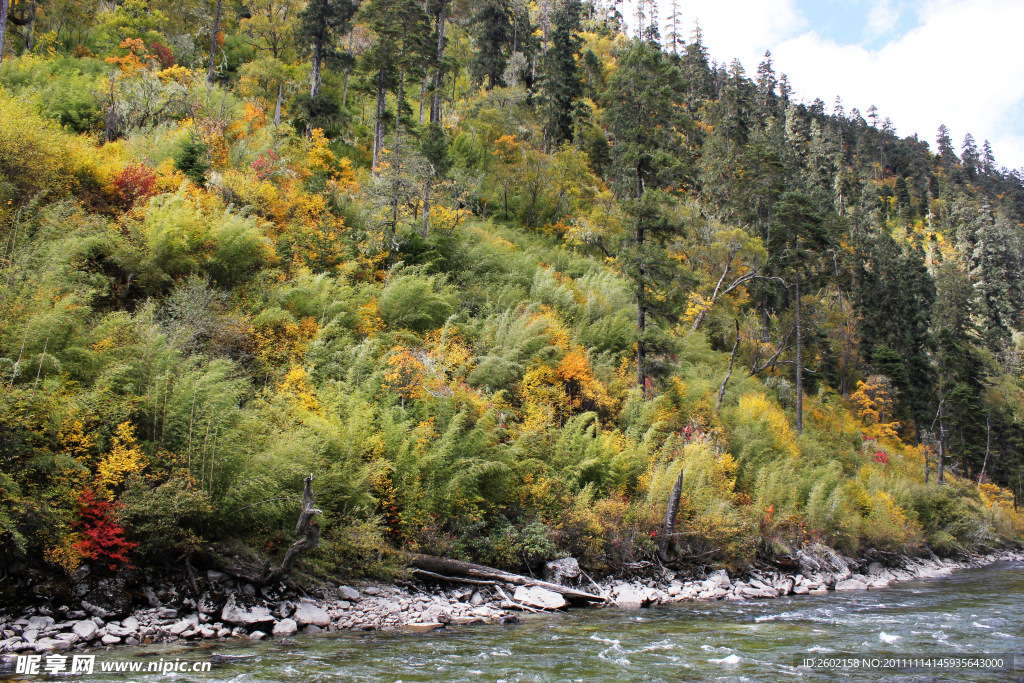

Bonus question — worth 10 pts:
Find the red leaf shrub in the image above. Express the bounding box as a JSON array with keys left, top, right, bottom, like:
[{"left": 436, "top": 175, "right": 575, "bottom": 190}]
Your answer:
[
  {"left": 251, "top": 150, "right": 279, "bottom": 180},
  {"left": 873, "top": 451, "right": 890, "bottom": 464},
  {"left": 72, "top": 489, "right": 137, "bottom": 570},
  {"left": 151, "top": 42, "right": 175, "bottom": 69},
  {"left": 112, "top": 163, "right": 158, "bottom": 208}
]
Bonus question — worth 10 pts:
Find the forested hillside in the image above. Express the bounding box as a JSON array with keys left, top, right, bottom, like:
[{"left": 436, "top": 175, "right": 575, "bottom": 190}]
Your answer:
[{"left": 0, "top": 0, "right": 1021, "bottom": 584}]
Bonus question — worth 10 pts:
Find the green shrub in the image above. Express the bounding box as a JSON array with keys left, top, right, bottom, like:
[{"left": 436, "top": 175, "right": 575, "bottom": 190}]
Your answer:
[{"left": 118, "top": 476, "right": 214, "bottom": 559}]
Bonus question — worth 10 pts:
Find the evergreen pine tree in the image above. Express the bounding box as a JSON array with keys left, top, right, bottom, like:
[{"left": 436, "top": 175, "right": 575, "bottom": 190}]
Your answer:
[
  {"left": 540, "top": 0, "right": 585, "bottom": 147},
  {"left": 297, "top": 0, "right": 359, "bottom": 99}
]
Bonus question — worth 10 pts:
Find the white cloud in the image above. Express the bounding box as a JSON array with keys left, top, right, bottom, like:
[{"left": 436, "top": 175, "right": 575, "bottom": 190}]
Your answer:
[
  {"left": 865, "top": 0, "right": 899, "bottom": 39},
  {"left": 621, "top": 0, "right": 805, "bottom": 72},
  {"left": 771, "top": 0, "right": 1024, "bottom": 169}
]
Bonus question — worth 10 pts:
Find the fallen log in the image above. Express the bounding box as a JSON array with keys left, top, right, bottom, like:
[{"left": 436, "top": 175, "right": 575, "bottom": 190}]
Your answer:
[
  {"left": 411, "top": 568, "right": 499, "bottom": 586},
  {"left": 409, "top": 554, "right": 604, "bottom": 602}
]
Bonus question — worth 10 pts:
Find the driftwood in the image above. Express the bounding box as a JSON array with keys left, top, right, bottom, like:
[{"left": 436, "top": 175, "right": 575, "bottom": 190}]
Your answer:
[
  {"left": 224, "top": 474, "right": 322, "bottom": 585},
  {"left": 411, "top": 568, "right": 499, "bottom": 586},
  {"left": 409, "top": 554, "right": 603, "bottom": 602}
]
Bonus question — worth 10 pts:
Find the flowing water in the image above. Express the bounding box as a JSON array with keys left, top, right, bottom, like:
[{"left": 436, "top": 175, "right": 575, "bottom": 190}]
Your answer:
[{"left": 6, "top": 560, "right": 1022, "bottom": 682}]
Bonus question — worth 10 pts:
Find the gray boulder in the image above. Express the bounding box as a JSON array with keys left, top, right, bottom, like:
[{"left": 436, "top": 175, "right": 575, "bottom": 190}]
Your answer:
[
  {"left": 835, "top": 578, "right": 868, "bottom": 591},
  {"left": 26, "top": 616, "right": 54, "bottom": 631},
  {"left": 613, "top": 586, "right": 643, "bottom": 610},
  {"left": 513, "top": 586, "right": 568, "bottom": 610},
  {"left": 81, "top": 585, "right": 132, "bottom": 619},
  {"left": 272, "top": 619, "right": 298, "bottom": 637},
  {"left": 33, "top": 638, "right": 71, "bottom": 653},
  {"left": 221, "top": 595, "right": 274, "bottom": 626},
  {"left": 543, "top": 558, "right": 581, "bottom": 586},
  {"left": 291, "top": 601, "right": 330, "bottom": 628},
  {"left": 337, "top": 586, "right": 360, "bottom": 601}
]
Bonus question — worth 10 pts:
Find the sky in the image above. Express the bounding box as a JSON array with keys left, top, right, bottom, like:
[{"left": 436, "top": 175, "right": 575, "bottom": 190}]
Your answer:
[{"left": 617, "top": 0, "right": 1024, "bottom": 171}]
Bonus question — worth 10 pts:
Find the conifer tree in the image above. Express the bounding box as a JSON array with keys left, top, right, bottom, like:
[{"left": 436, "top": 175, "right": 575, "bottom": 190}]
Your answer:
[
  {"left": 540, "top": 0, "right": 584, "bottom": 147},
  {"left": 297, "top": 0, "right": 359, "bottom": 100},
  {"left": 604, "top": 39, "right": 688, "bottom": 391},
  {"left": 469, "top": 0, "right": 514, "bottom": 89},
  {"left": 359, "top": 0, "right": 434, "bottom": 171}
]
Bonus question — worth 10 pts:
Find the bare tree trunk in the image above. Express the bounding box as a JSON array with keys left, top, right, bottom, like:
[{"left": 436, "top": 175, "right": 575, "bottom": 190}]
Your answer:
[
  {"left": 0, "top": 0, "right": 9, "bottom": 67},
  {"left": 541, "top": 0, "right": 549, "bottom": 55},
  {"left": 372, "top": 70, "right": 386, "bottom": 173},
  {"left": 224, "top": 475, "right": 321, "bottom": 585},
  {"left": 310, "top": 36, "right": 324, "bottom": 99},
  {"left": 938, "top": 395, "right": 947, "bottom": 485},
  {"left": 657, "top": 468, "right": 685, "bottom": 562},
  {"left": 978, "top": 414, "right": 991, "bottom": 483},
  {"left": 342, "top": 31, "right": 355, "bottom": 107},
  {"left": 761, "top": 293, "right": 770, "bottom": 342},
  {"left": 422, "top": 179, "right": 431, "bottom": 238},
  {"left": 207, "top": 0, "right": 224, "bottom": 84},
  {"left": 636, "top": 243, "right": 646, "bottom": 392},
  {"left": 795, "top": 275, "right": 803, "bottom": 434},
  {"left": 716, "top": 320, "right": 740, "bottom": 411},
  {"left": 274, "top": 84, "right": 282, "bottom": 126},
  {"left": 27, "top": 0, "right": 36, "bottom": 51},
  {"left": 418, "top": 77, "right": 427, "bottom": 124},
  {"left": 430, "top": 0, "right": 448, "bottom": 123}
]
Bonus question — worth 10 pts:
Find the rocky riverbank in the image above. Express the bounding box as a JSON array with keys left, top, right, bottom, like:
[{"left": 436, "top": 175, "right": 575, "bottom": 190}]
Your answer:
[
  {"left": 1, "top": 546, "right": 1022, "bottom": 661},
  {"left": 598, "top": 545, "right": 1024, "bottom": 609}
]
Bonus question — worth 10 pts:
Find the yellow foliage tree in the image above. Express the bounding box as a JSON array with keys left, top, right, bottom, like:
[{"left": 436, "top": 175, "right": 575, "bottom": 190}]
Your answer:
[
  {"left": 94, "top": 422, "right": 147, "bottom": 500},
  {"left": 849, "top": 374, "right": 901, "bottom": 440}
]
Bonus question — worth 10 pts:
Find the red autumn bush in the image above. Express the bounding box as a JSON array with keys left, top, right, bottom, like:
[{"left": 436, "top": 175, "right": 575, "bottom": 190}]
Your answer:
[
  {"left": 72, "top": 488, "right": 137, "bottom": 570},
  {"left": 112, "top": 163, "right": 158, "bottom": 208},
  {"left": 151, "top": 42, "right": 175, "bottom": 69}
]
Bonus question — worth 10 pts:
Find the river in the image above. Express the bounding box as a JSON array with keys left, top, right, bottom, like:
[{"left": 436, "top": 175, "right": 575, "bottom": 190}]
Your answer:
[{"left": 5, "top": 559, "right": 1021, "bottom": 682}]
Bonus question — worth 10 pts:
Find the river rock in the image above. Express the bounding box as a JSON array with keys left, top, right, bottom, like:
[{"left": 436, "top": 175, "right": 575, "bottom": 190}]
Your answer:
[
  {"left": 141, "top": 587, "right": 161, "bottom": 607},
  {"left": 249, "top": 631, "right": 266, "bottom": 641},
  {"left": 513, "top": 586, "right": 568, "bottom": 610},
  {"left": 543, "top": 558, "right": 581, "bottom": 586},
  {"left": 101, "top": 634, "right": 121, "bottom": 645},
  {"left": 613, "top": 586, "right": 644, "bottom": 610},
  {"left": 221, "top": 595, "right": 274, "bottom": 626},
  {"left": 406, "top": 622, "right": 444, "bottom": 633},
  {"left": 272, "top": 619, "right": 298, "bottom": 637},
  {"left": 867, "top": 562, "right": 885, "bottom": 576},
  {"left": 338, "top": 586, "right": 360, "bottom": 601},
  {"left": 81, "top": 585, "right": 132, "bottom": 619},
  {"left": 106, "top": 623, "right": 133, "bottom": 637},
  {"left": 26, "top": 616, "right": 54, "bottom": 631},
  {"left": 835, "top": 579, "right": 868, "bottom": 591},
  {"left": 34, "top": 638, "right": 71, "bottom": 653},
  {"left": 196, "top": 592, "right": 220, "bottom": 614},
  {"left": 798, "top": 543, "right": 852, "bottom": 583},
  {"left": 122, "top": 616, "right": 139, "bottom": 632},
  {"left": 292, "top": 601, "right": 331, "bottom": 627},
  {"left": 792, "top": 584, "right": 810, "bottom": 595},
  {"left": 708, "top": 569, "right": 731, "bottom": 588},
  {"left": 168, "top": 620, "right": 192, "bottom": 635}
]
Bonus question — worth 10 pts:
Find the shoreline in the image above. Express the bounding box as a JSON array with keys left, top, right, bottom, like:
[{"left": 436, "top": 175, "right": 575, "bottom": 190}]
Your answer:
[{"left": 1, "top": 546, "right": 1022, "bottom": 662}]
